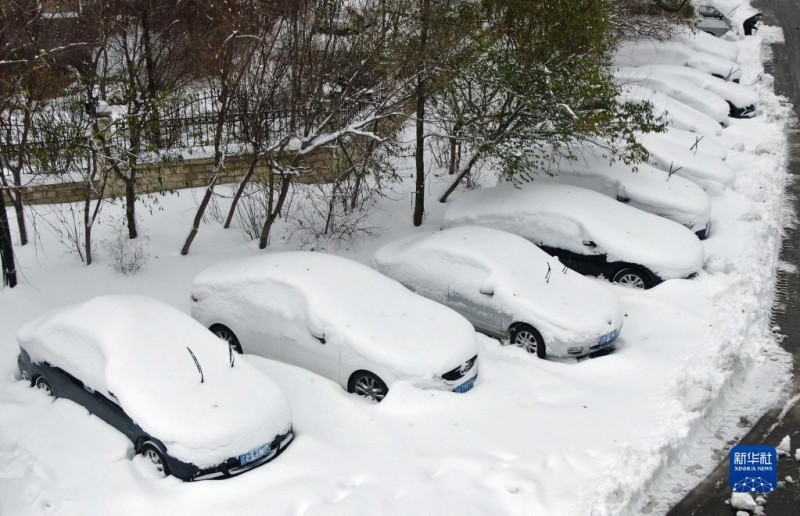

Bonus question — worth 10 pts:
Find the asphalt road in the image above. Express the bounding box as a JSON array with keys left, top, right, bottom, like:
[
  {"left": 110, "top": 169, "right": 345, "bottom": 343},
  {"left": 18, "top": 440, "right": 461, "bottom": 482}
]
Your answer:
[{"left": 666, "top": 1, "right": 800, "bottom": 514}]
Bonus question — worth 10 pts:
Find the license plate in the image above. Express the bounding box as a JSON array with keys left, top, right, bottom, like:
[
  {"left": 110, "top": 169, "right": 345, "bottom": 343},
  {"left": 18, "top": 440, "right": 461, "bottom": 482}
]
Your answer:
[
  {"left": 453, "top": 376, "right": 476, "bottom": 393},
  {"left": 239, "top": 443, "right": 272, "bottom": 466},
  {"left": 598, "top": 329, "right": 618, "bottom": 346}
]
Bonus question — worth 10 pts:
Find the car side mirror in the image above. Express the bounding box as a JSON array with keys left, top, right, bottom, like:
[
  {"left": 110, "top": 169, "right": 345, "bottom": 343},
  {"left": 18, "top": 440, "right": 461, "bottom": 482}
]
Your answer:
[
  {"left": 314, "top": 334, "right": 326, "bottom": 344},
  {"left": 583, "top": 240, "right": 597, "bottom": 248}
]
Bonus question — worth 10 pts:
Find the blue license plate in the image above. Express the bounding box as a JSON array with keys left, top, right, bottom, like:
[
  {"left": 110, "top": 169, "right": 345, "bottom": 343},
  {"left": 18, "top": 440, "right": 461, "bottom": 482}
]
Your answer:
[
  {"left": 453, "top": 376, "right": 476, "bottom": 393},
  {"left": 598, "top": 329, "right": 619, "bottom": 346},
  {"left": 239, "top": 443, "right": 272, "bottom": 466}
]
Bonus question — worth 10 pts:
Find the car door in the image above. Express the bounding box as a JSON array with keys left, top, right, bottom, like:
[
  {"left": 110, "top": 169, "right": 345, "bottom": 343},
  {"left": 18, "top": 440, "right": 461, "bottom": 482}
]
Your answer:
[
  {"left": 83, "top": 388, "right": 133, "bottom": 439},
  {"left": 279, "top": 288, "right": 341, "bottom": 383},
  {"left": 442, "top": 262, "right": 504, "bottom": 336}
]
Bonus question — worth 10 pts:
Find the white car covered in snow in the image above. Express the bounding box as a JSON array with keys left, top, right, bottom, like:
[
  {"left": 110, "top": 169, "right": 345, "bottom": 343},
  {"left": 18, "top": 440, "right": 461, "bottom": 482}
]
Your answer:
[
  {"left": 630, "top": 64, "right": 757, "bottom": 118},
  {"left": 16, "top": 296, "right": 294, "bottom": 481},
  {"left": 191, "top": 252, "right": 479, "bottom": 402},
  {"left": 442, "top": 183, "right": 705, "bottom": 289},
  {"left": 534, "top": 143, "right": 712, "bottom": 238},
  {"left": 373, "top": 226, "right": 623, "bottom": 359},
  {"left": 642, "top": 133, "right": 735, "bottom": 195},
  {"left": 619, "top": 84, "right": 723, "bottom": 138},
  {"left": 614, "top": 40, "right": 742, "bottom": 82},
  {"left": 638, "top": 126, "right": 728, "bottom": 161},
  {"left": 615, "top": 66, "right": 730, "bottom": 124}
]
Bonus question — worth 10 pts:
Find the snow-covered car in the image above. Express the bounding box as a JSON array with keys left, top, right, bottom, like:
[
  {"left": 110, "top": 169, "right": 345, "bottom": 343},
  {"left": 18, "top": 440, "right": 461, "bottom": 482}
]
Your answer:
[
  {"left": 671, "top": 26, "right": 739, "bottom": 61},
  {"left": 630, "top": 64, "right": 757, "bottom": 118},
  {"left": 534, "top": 144, "right": 712, "bottom": 238},
  {"left": 619, "top": 85, "right": 723, "bottom": 138},
  {"left": 16, "top": 295, "right": 293, "bottom": 481},
  {"left": 642, "top": 134, "right": 735, "bottom": 194},
  {"left": 614, "top": 40, "right": 742, "bottom": 82},
  {"left": 695, "top": 5, "right": 732, "bottom": 37},
  {"left": 615, "top": 66, "right": 730, "bottom": 124},
  {"left": 638, "top": 126, "right": 728, "bottom": 161},
  {"left": 373, "top": 226, "right": 623, "bottom": 359},
  {"left": 442, "top": 183, "right": 705, "bottom": 289},
  {"left": 191, "top": 252, "right": 479, "bottom": 402}
]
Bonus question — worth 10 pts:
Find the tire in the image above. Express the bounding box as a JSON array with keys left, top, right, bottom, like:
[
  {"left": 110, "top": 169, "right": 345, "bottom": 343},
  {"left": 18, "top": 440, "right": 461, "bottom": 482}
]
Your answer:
[
  {"left": 34, "top": 376, "right": 55, "bottom": 397},
  {"left": 509, "top": 324, "right": 546, "bottom": 359},
  {"left": 210, "top": 324, "right": 243, "bottom": 354},
  {"left": 348, "top": 371, "right": 388, "bottom": 402},
  {"left": 611, "top": 267, "right": 651, "bottom": 289},
  {"left": 139, "top": 440, "right": 169, "bottom": 477}
]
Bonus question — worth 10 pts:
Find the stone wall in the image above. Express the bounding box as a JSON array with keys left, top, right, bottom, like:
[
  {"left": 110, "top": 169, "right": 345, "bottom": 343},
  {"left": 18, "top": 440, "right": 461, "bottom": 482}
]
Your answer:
[{"left": 2, "top": 147, "right": 341, "bottom": 206}]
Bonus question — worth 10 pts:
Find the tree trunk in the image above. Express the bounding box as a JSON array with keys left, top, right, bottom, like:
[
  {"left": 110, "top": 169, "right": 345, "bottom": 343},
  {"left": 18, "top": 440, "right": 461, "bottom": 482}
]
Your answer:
[
  {"left": 224, "top": 152, "right": 262, "bottom": 229},
  {"left": 413, "top": 0, "right": 430, "bottom": 227},
  {"left": 124, "top": 179, "right": 137, "bottom": 239},
  {"left": 181, "top": 177, "right": 219, "bottom": 255},
  {"left": 11, "top": 191, "right": 27, "bottom": 246},
  {"left": 413, "top": 76, "right": 426, "bottom": 226},
  {"left": 439, "top": 150, "right": 483, "bottom": 203},
  {"left": 258, "top": 174, "right": 291, "bottom": 249},
  {"left": 0, "top": 188, "right": 17, "bottom": 287}
]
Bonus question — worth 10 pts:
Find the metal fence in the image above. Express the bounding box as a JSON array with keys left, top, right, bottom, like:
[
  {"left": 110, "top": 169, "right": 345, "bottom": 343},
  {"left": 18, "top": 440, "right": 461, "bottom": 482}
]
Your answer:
[{"left": 2, "top": 89, "right": 383, "bottom": 167}]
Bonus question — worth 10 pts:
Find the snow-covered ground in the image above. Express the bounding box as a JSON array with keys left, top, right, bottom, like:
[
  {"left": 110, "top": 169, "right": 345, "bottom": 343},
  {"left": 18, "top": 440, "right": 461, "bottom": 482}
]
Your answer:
[{"left": 0, "top": 7, "right": 796, "bottom": 516}]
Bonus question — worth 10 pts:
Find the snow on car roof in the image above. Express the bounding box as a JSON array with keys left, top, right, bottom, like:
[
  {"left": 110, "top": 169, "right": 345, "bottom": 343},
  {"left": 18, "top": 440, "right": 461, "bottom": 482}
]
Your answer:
[
  {"left": 632, "top": 64, "right": 757, "bottom": 110},
  {"left": 637, "top": 127, "right": 728, "bottom": 161},
  {"left": 671, "top": 26, "right": 739, "bottom": 62},
  {"left": 373, "top": 226, "right": 622, "bottom": 341},
  {"left": 192, "top": 252, "right": 477, "bottom": 376},
  {"left": 643, "top": 134, "right": 736, "bottom": 195},
  {"left": 614, "top": 40, "right": 742, "bottom": 82},
  {"left": 615, "top": 67, "right": 730, "bottom": 124},
  {"left": 541, "top": 142, "right": 711, "bottom": 230},
  {"left": 619, "top": 84, "right": 723, "bottom": 138},
  {"left": 442, "top": 183, "right": 704, "bottom": 281},
  {"left": 16, "top": 295, "right": 292, "bottom": 467}
]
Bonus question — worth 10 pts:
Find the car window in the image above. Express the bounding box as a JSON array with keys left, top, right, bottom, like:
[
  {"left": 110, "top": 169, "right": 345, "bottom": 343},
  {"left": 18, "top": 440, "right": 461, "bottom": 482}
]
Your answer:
[{"left": 526, "top": 212, "right": 584, "bottom": 254}]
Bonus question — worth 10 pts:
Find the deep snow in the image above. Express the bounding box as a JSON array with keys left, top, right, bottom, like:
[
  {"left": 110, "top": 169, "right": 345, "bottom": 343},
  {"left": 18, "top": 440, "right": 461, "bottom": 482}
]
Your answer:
[{"left": 0, "top": 4, "right": 795, "bottom": 516}]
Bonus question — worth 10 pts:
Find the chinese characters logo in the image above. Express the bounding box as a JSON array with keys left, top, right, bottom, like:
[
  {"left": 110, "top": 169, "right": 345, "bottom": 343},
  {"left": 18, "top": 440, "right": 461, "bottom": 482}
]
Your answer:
[{"left": 729, "top": 445, "right": 777, "bottom": 493}]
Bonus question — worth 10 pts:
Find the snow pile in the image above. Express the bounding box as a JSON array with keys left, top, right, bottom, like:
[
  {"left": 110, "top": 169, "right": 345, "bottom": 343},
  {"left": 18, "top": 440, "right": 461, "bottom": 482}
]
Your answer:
[
  {"left": 442, "top": 183, "right": 705, "bottom": 281},
  {"left": 777, "top": 435, "right": 791, "bottom": 457},
  {"left": 372, "top": 226, "right": 623, "bottom": 357},
  {"left": 16, "top": 295, "right": 292, "bottom": 467},
  {"left": 731, "top": 492, "right": 758, "bottom": 511}
]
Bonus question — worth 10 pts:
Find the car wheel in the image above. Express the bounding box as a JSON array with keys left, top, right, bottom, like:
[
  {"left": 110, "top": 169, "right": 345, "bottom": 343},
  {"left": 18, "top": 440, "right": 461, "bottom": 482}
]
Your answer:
[
  {"left": 509, "top": 324, "right": 546, "bottom": 358},
  {"left": 210, "top": 324, "right": 243, "bottom": 354},
  {"left": 140, "top": 441, "right": 169, "bottom": 477},
  {"left": 348, "top": 371, "right": 388, "bottom": 402},
  {"left": 34, "top": 376, "right": 55, "bottom": 397},
  {"left": 612, "top": 267, "right": 651, "bottom": 289}
]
